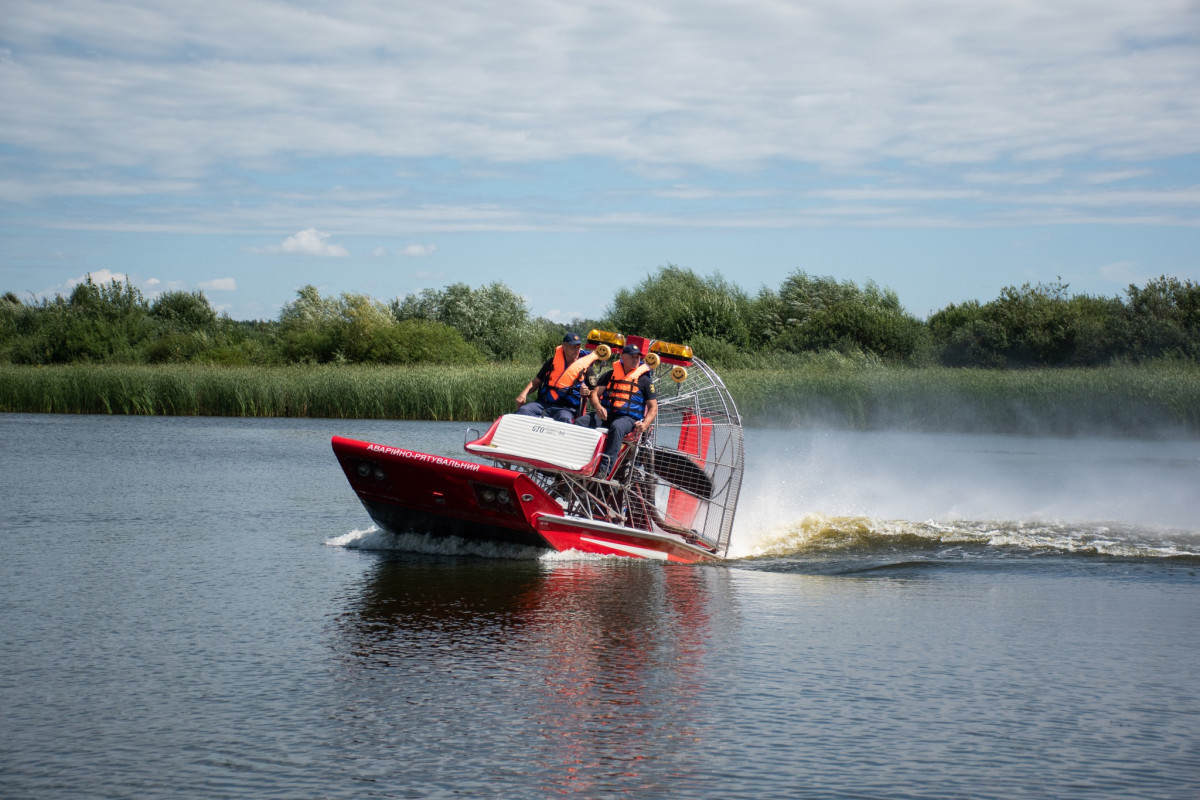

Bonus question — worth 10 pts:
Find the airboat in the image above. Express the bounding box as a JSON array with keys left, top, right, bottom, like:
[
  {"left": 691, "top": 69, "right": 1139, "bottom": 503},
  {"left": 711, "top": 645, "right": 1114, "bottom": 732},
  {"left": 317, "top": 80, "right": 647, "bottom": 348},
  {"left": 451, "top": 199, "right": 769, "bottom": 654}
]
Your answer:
[{"left": 331, "top": 331, "right": 744, "bottom": 562}]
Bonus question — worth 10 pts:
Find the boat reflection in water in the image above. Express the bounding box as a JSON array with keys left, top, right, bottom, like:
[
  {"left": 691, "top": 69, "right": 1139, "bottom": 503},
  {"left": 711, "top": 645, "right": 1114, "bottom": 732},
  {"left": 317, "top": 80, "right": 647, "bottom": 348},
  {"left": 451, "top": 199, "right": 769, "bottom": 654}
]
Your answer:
[{"left": 329, "top": 556, "right": 736, "bottom": 795}]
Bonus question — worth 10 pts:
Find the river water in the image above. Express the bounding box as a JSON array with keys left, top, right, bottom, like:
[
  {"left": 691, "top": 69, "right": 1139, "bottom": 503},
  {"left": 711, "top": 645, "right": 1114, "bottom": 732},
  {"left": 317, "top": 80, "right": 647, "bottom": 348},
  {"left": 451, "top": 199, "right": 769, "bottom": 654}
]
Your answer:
[{"left": 2, "top": 413, "right": 1198, "bottom": 799}]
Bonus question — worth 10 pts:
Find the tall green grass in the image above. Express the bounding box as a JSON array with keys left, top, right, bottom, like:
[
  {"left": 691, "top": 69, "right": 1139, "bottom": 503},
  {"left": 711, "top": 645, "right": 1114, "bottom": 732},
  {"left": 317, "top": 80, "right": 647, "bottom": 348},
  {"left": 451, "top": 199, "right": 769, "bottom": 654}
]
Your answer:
[
  {"left": 725, "top": 361, "right": 1200, "bottom": 436},
  {"left": 0, "top": 364, "right": 529, "bottom": 420},
  {"left": 2, "top": 362, "right": 1197, "bottom": 436}
]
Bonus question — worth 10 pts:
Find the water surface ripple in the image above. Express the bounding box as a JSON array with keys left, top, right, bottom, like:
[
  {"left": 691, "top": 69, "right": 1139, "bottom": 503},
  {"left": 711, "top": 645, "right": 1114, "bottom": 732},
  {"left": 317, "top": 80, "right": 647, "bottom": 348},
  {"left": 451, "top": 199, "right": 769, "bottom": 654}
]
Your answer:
[{"left": 2, "top": 414, "right": 1197, "bottom": 799}]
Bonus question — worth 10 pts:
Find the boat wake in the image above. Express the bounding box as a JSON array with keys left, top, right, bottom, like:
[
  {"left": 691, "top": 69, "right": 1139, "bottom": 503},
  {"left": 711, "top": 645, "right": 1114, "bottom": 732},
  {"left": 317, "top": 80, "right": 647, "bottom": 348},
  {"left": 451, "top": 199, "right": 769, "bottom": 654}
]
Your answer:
[
  {"left": 325, "top": 526, "right": 626, "bottom": 562},
  {"left": 327, "top": 517, "right": 1200, "bottom": 565},
  {"left": 732, "top": 513, "right": 1200, "bottom": 562}
]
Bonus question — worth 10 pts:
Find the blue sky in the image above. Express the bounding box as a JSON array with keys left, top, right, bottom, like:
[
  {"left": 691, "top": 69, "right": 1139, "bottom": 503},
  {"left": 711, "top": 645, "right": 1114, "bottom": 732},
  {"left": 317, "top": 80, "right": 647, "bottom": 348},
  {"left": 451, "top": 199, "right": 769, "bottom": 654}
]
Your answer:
[{"left": 2, "top": 0, "right": 1198, "bottom": 322}]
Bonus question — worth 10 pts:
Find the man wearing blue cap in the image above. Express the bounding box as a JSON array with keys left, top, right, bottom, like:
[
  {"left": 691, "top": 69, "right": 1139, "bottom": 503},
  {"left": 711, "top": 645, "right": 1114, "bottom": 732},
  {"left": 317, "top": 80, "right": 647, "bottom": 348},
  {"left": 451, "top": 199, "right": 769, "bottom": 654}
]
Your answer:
[
  {"left": 514, "top": 332, "right": 597, "bottom": 423},
  {"left": 574, "top": 341, "right": 658, "bottom": 478}
]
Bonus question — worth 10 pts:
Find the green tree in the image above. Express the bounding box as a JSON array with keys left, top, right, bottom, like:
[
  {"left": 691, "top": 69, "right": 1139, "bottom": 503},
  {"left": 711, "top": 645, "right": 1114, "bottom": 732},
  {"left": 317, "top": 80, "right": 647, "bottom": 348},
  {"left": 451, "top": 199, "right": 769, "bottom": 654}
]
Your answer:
[
  {"left": 0, "top": 292, "right": 23, "bottom": 362},
  {"left": 363, "top": 318, "right": 485, "bottom": 365},
  {"left": 1124, "top": 275, "right": 1200, "bottom": 361},
  {"left": 278, "top": 285, "right": 341, "bottom": 362},
  {"left": 280, "top": 285, "right": 481, "bottom": 364},
  {"left": 392, "top": 281, "right": 530, "bottom": 360},
  {"left": 518, "top": 316, "right": 575, "bottom": 363},
  {"left": 985, "top": 280, "right": 1076, "bottom": 365},
  {"left": 141, "top": 290, "right": 222, "bottom": 362},
  {"left": 930, "top": 301, "right": 1004, "bottom": 367},
  {"left": 48, "top": 276, "right": 153, "bottom": 363},
  {"left": 199, "top": 319, "right": 282, "bottom": 366},
  {"left": 607, "top": 265, "right": 753, "bottom": 348},
  {"left": 931, "top": 279, "right": 1126, "bottom": 367},
  {"left": 746, "top": 287, "right": 785, "bottom": 349},
  {"left": 766, "top": 271, "right": 926, "bottom": 361},
  {"left": 150, "top": 290, "right": 218, "bottom": 331}
]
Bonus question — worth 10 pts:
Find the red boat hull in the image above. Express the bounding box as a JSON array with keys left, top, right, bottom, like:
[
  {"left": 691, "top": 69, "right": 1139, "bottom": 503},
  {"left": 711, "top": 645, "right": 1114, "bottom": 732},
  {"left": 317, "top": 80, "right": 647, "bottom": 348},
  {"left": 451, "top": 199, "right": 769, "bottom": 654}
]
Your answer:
[{"left": 332, "top": 436, "right": 720, "bottom": 563}]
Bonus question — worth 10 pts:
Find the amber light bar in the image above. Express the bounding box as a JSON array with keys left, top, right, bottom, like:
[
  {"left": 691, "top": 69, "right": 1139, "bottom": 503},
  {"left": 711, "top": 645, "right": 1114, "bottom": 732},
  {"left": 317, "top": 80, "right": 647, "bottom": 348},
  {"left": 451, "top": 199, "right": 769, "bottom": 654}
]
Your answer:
[
  {"left": 586, "top": 329, "right": 626, "bottom": 349},
  {"left": 648, "top": 339, "right": 693, "bottom": 366}
]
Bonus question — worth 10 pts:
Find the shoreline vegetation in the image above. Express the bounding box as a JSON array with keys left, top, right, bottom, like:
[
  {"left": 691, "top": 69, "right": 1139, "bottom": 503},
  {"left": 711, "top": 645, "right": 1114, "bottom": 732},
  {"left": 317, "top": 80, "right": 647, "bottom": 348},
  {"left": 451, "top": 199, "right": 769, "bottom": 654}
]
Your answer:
[
  {"left": 4, "top": 266, "right": 1198, "bottom": 436},
  {"left": 3, "top": 362, "right": 1197, "bottom": 437}
]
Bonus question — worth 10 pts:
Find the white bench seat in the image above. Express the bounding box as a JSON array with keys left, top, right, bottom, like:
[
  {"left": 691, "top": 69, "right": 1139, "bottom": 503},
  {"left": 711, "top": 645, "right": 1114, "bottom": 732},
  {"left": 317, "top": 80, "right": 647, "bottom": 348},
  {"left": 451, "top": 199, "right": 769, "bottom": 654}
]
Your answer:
[{"left": 465, "top": 414, "right": 606, "bottom": 474}]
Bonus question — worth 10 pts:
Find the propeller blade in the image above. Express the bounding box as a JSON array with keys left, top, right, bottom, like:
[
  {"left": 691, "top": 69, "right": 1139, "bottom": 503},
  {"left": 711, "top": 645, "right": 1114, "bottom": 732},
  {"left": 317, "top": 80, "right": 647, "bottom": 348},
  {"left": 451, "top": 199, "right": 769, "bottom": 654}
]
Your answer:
[{"left": 642, "top": 447, "right": 714, "bottom": 498}]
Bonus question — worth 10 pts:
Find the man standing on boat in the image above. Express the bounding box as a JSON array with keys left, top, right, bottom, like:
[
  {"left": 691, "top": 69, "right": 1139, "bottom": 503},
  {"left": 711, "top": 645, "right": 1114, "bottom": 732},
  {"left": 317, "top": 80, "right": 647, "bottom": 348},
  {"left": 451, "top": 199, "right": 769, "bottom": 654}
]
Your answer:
[
  {"left": 575, "top": 342, "right": 658, "bottom": 478},
  {"left": 514, "top": 332, "right": 598, "bottom": 424}
]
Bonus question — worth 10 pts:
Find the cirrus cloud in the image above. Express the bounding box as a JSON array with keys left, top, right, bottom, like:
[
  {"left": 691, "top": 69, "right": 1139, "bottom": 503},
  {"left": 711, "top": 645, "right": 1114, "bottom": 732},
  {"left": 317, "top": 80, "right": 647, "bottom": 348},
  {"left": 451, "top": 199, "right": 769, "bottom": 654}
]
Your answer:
[
  {"left": 3, "top": 1, "right": 1197, "bottom": 173},
  {"left": 197, "top": 277, "right": 237, "bottom": 291}
]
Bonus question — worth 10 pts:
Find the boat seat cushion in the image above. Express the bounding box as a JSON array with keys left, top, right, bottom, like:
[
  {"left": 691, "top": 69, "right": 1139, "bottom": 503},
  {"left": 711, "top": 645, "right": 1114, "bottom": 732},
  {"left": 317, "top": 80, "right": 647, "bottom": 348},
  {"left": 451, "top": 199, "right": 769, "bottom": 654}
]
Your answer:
[{"left": 465, "top": 414, "right": 606, "bottom": 474}]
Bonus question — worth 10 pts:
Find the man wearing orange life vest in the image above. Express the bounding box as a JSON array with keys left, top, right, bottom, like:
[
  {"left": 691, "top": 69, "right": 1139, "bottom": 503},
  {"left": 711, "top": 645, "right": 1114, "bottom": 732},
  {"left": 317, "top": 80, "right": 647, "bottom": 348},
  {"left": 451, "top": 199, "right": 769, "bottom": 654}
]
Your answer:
[
  {"left": 514, "top": 332, "right": 597, "bottom": 423},
  {"left": 574, "top": 342, "right": 658, "bottom": 478}
]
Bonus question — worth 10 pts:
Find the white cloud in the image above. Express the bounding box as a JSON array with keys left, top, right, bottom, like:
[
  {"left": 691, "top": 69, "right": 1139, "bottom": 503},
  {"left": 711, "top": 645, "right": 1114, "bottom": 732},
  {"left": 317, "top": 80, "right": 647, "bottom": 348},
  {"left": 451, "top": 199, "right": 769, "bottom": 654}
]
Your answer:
[
  {"left": 369, "top": 243, "right": 437, "bottom": 257},
  {"left": 1085, "top": 169, "right": 1153, "bottom": 184},
  {"left": 140, "top": 278, "right": 187, "bottom": 298},
  {"left": 70, "top": 269, "right": 128, "bottom": 288},
  {"left": 1014, "top": 188, "right": 1200, "bottom": 207},
  {"left": 1097, "top": 261, "right": 1148, "bottom": 285},
  {"left": 2, "top": 0, "right": 1197, "bottom": 173},
  {"left": 198, "top": 277, "right": 237, "bottom": 291},
  {"left": 253, "top": 228, "right": 349, "bottom": 256},
  {"left": 0, "top": 0, "right": 1197, "bottom": 247},
  {"left": 652, "top": 185, "right": 777, "bottom": 200},
  {"left": 964, "top": 170, "right": 1065, "bottom": 186},
  {"left": 812, "top": 188, "right": 984, "bottom": 202},
  {"left": 0, "top": 177, "right": 195, "bottom": 202},
  {"left": 39, "top": 269, "right": 131, "bottom": 300}
]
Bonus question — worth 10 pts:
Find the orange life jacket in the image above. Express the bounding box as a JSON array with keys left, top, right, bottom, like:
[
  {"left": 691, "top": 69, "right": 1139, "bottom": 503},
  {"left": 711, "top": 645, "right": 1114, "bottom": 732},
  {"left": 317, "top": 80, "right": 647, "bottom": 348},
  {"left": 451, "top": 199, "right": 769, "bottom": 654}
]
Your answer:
[
  {"left": 603, "top": 361, "right": 650, "bottom": 419},
  {"left": 538, "top": 346, "right": 599, "bottom": 406}
]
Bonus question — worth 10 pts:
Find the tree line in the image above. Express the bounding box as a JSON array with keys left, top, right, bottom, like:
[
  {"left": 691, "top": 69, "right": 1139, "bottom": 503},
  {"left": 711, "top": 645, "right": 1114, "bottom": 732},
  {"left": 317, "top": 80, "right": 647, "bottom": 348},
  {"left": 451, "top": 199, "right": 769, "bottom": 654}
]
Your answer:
[{"left": 2, "top": 266, "right": 1197, "bottom": 368}]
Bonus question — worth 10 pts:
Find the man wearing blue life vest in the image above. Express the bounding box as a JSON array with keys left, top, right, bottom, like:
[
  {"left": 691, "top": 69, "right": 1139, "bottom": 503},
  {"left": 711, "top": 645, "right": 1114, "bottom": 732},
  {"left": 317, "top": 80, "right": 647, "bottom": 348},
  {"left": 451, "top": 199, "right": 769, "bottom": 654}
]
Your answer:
[
  {"left": 574, "top": 342, "right": 658, "bottom": 479},
  {"left": 514, "top": 332, "right": 598, "bottom": 423}
]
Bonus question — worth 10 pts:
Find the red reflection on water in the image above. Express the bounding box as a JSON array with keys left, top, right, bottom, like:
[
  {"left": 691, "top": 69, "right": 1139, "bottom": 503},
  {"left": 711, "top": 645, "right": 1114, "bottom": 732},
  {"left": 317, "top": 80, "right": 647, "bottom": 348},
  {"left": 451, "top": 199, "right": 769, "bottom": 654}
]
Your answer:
[{"left": 512, "top": 562, "right": 723, "bottom": 796}]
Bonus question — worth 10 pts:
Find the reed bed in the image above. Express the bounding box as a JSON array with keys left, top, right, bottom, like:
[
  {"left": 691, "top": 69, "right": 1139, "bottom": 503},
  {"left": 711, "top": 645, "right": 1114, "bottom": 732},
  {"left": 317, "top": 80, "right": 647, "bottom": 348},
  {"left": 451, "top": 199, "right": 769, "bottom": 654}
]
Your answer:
[
  {"left": 0, "top": 364, "right": 529, "bottom": 421},
  {"left": 2, "top": 362, "right": 1197, "bottom": 436},
  {"left": 724, "top": 363, "right": 1200, "bottom": 436}
]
